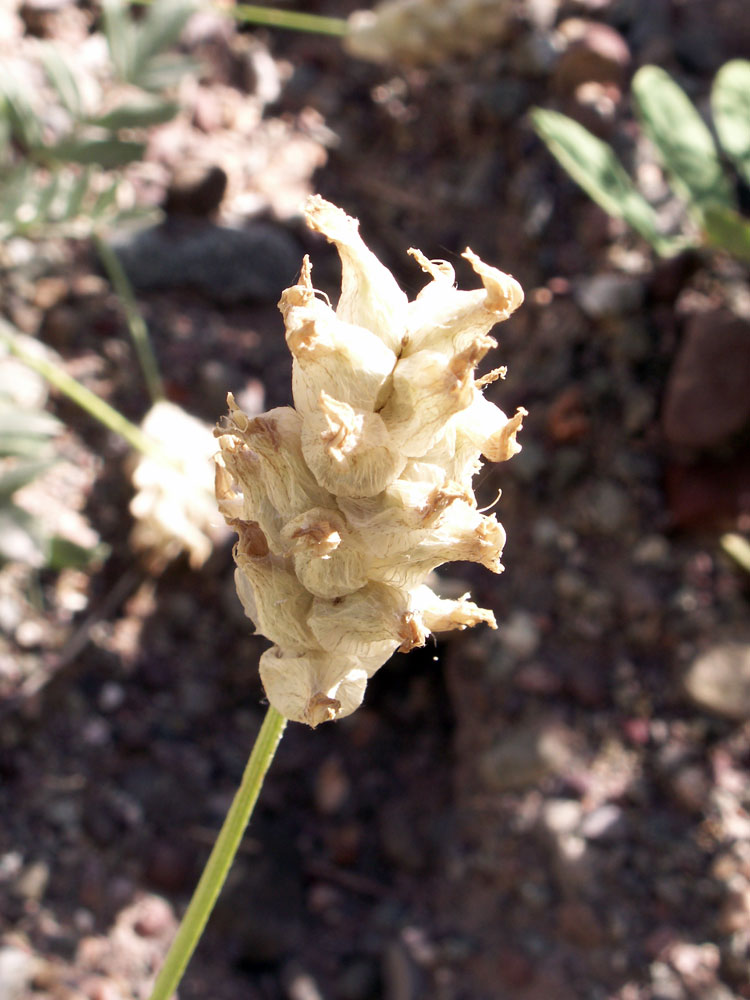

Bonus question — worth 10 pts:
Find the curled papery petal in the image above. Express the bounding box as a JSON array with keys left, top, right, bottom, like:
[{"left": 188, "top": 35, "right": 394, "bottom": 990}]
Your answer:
[
  {"left": 403, "top": 247, "right": 523, "bottom": 359},
  {"left": 411, "top": 584, "right": 497, "bottom": 633},
  {"left": 286, "top": 313, "right": 396, "bottom": 417},
  {"left": 381, "top": 343, "right": 490, "bottom": 457},
  {"left": 301, "top": 392, "right": 406, "bottom": 497},
  {"left": 455, "top": 393, "right": 528, "bottom": 462},
  {"left": 233, "top": 521, "right": 318, "bottom": 652},
  {"left": 259, "top": 647, "right": 368, "bottom": 727},
  {"left": 280, "top": 507, "right": 368, "bottom": 598},
  {"left": 305, "top": 195, "right": 408, "bottom": 353},
  {"left": 338, "top": 478, "right": 472, "bottom": 534},
  {"left": 216, "top": 440, "right": 285, "bottom": 550},
  {"left": 308, "top": 581, "right": 426, "bottom": 657},
  {"left": 219, "top": 397, "right": 334, "bottom": 519},
  {"left": 368, "top": 501, "right": 506, "bottom": 584}
]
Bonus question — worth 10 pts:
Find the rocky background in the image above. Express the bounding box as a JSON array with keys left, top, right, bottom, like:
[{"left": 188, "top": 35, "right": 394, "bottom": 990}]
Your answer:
[{"left": 1, "top": 1, "right": 750, "bottom": 998}]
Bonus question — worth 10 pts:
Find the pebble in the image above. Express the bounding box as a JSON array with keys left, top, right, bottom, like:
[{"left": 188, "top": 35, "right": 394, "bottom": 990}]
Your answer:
[
  {"left": 669, "top": 764, "right": 710, "bottom": 814},
  {"left": 553, "top": 19, "right": 631, "bottom": 95},
  {"left": 662, "top": 311, "right": 750, "bottom": 449},
  {"left": 479, "top": 722, "right": 575, "bottom": 792},
  {"left": 498, "top": 610, "right": 541, "bottom": 660},
  {"left": 110, "top": 220, "right": 302, "bottom": 304},
  {"left": 13, "top": 860, "right": 49, "bottom": 902},
  {"left": 542, "top": 798, "right": 583, "bottom": 835},
  {"left": 579, "top": 803, "right": 627, "bottom": 841},
  {"left": 314, "top": 756, "right": 350, "bottom": 816},
  {"left": 573, "top": 273, "right": 644, "bottom": 319},
  {"left": 0, "top": 945, "right": 39, "bottom": 1000},
  {"left": 683, "top": 641, "right": 750, "bottom": 721},
  {"left": 556, "top": 899, "right": 606, "bottom": 947},
  {"left": 163, "top": 163, "right": 228, "bottom": 218}
]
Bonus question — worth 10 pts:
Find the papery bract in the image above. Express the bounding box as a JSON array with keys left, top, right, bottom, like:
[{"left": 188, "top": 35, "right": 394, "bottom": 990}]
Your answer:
[{"left": 215, "top": 196, "right": 525, "bottom": 726}]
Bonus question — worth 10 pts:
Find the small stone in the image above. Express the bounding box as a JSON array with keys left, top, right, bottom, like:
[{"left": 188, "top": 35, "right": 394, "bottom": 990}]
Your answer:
[
  {"left": 665, "top": 457, "right": 750, "bottom": 530},
  {"left": 573, "top": 272, "right": 644, "bottom": 319},
  {"left": 683, "top": 641, "right": 750, "bottom": 721},
  {"left": 498, "top": 610, "right": 541, "bottom": 660},
  {"left": 541, "top": 798, "right": 583, "bottom": 835},
  {"left": 514, "top": 661, "right": 562, "bottom": 695},
  {"left": 98, "top": 682, "right": 125, "bottom": 713},
  {"left": 553, "top": 20, "right": 631, "bottom": 95},
  {"left": 314, "top": 756, "right": 350, "bottom": 815},
  {"left": 579, "top": 803, "right": 626, "bottom": 841},
  {"left": 668, "top": 941, "right": 720, "bottom": 991},
  {"left": 650, "top": 960, "right": 688, "bottom": 1000},
  {"left": 669, "top": 764, "right": 710, "bottom": 814},
  {"left": 13, "top": 860, "right": 49, "bottom": 901},
  {"left": 718, "top": 884, "right": 750, "bottom": 934},
  {"left": 0, "top": 945, "right": 39, "bottom": 1000},
  {"left": 662, "top": 311, "right": 750, "bottom": 449},
  {"left": 131, "top": 895, "right": 175, "bottom": 939},
  {"left": 163, "top": 163, "right": 228, "bottom": 217},
  {"left": 557, "top": 899, "right": 606, "bottom": 947},
  {"left": 632, "top": 535, "right": 670, "bottom": 567},
  {"left": 546, "top": 385, "right": 589, "bottom": 443},
  {"left": 480, "top": 723, "right": 575, "bottom": 792}
]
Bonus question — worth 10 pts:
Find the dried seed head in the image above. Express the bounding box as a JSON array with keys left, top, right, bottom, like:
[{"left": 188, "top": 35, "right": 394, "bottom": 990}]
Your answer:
[
  {"left": 130, "top": 401, "right": 226, "bottom": 571},
  {"left": 216, "top": 196, "right": 525, "bottom": 726},
  {"left": 345, "top": 0, "right": 513, "bottom": 67}
]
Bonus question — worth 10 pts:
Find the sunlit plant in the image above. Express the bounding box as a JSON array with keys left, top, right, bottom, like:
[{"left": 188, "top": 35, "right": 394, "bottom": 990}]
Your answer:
[
  {"left": 147, "top": 196, "right": 526, "bottom": 998},
  {"left": 531, "top": 60, "right": 750, "bottom": 263}
]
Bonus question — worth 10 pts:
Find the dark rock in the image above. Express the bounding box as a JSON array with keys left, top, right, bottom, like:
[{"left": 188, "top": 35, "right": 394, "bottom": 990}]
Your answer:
[
  {"left": 665, "top": 457, "right": 750, "bottom": 529},
  {"left": 163, "top": 163, "right": 228, "bottom": 218},
  {"left": 110, "top": 220, "right": 302, "bottom": 304},
  {"left": 662, "top": 311, "right": 750, "bottom": 449}
]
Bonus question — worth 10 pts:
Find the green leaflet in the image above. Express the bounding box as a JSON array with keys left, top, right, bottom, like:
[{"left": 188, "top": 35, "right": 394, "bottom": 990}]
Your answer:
[
  {"left": 712, "top": 59, "right": 750, "bottom": 188},
  {"left": 530, "top": 107, "right": 683, "bottom": 256},
  {"left": 632, "top": 65, "right": 735, "bottom": 216}
]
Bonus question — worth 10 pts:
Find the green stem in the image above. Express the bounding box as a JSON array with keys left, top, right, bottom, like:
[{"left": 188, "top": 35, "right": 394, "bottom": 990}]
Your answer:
[
  {"left": 93, "top": 234, "right": 165, "bottom": 405},
  {"left": 0, "top": 320, "right": 168, "bottom": 463},
  {"left": 128, "top": 0, "right": 348, "bottom": 37},
  {"left": 231, "top": 4, "right": 347, "bottom": 36},
  {"left": 721, "top": 532, "right": 750, "bottom": 574},
  {"left": 148, "top": 705, "right": 287, "bottom": 1000}
]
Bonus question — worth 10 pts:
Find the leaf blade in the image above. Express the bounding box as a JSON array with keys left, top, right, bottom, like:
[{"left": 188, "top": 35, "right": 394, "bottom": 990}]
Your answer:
[{"left": 632, "top": 65, "right": 734, "bottom": 215}]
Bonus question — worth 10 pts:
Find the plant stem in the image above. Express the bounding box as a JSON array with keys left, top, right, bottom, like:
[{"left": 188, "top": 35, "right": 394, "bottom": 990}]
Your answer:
[
  {"left": 93, "top": 234, "right": 165, "bottom": 404},
  {"left": 721, "top": 532, "right": 750, "bottom": 574},
  {"left": 128, "top": 0, "right": 348, "bottom": 37},
  {"left": 0, "top": 320, "right": 168, "bottom": 462},
  {"left": 148, "top": 705, "right": 287, "bottom": 1000},
  {"left": 231, "top": 4, "right": 347, "bottom": 36}
]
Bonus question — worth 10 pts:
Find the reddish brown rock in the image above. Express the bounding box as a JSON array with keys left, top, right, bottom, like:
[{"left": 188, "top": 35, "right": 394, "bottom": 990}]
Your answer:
[
  {"left": 553, "top": 19, "right": 631, "bottom": 95},
  {"left": 662, "top": 311, "right": 750, "bottom": 449}
]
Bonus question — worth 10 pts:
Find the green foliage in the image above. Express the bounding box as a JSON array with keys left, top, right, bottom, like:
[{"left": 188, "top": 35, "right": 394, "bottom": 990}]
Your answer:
[
  {"left": 0, "top": 365, "right": 99, "bottom": 568},
  {"left": 632, "top": 65, "right": 735, "bottom": 214},
  {"left": 528, "top": 108, "right": 685, "bottom": 257},
  {"left": 712, "top": 59, "right": 750, "bottom": 188},
  {"left": 102, "top": 0, "right": 197, "bottom": 90},
  {"left": 0, "top": 0, "right": 196, "bottom": 239},
  {"left": 531, "top": 59, "right": 750, "bottom": 262}
]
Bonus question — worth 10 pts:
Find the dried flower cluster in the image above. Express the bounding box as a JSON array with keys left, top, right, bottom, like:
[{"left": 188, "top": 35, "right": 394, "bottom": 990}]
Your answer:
[
  {"left": 345, "top": 0, "right": 512, "bottom": 66},
  {"left": 215, "top": 196, "right": 524, "bottom": 727},
  {"left": 130, "top": 401, "right": 224, "bottom": 571}
]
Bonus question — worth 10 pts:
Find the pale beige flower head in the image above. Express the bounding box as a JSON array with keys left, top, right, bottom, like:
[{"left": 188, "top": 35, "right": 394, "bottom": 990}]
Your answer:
[
  {"left": 215, "top": 196, "right": 525, "bottom": 727},
  {"left": 345, "top": 0, "right": 513, "bottom": 66}
]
